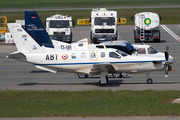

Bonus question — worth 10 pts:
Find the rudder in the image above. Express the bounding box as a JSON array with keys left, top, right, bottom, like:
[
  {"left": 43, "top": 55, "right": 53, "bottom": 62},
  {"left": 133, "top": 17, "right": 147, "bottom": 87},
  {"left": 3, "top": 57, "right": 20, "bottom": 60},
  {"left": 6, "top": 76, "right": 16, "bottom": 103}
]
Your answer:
[{"left": 25, "top": 11, "right": 54, "bottom": 48}]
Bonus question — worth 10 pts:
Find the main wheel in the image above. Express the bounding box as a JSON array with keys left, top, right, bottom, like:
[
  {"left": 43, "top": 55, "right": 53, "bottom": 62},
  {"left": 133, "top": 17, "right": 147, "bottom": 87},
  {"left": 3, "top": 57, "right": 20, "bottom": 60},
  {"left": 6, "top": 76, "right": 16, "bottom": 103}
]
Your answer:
[
  {"left": 78, "top": 73, "right": 88, "bottom": 78},
  {"left": 154, "top": 39, "right": 160, "bottom": 42},
  {"left": 168, "top": 66, "right": 172, "bottom": 71},
  {"left": 112, "top": 73, "right": 123, "bottom": 78},
  {"left": 147, "top": 78, "right": 153, "bottom": 84}
]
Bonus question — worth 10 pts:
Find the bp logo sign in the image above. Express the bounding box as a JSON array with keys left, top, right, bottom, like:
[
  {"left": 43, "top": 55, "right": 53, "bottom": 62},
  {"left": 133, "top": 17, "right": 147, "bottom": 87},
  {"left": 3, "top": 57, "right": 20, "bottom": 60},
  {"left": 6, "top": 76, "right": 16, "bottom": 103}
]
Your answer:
[{"left": 144, "top": 18, "right": 151, "bottom": 25}]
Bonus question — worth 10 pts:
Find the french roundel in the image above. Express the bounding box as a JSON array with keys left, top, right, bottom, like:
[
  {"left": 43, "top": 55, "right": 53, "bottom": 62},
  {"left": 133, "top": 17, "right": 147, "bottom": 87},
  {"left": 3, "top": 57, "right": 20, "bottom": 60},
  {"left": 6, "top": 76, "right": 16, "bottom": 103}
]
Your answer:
[{"left": 62, "top": 53, "right": 68, "bottom": 60}]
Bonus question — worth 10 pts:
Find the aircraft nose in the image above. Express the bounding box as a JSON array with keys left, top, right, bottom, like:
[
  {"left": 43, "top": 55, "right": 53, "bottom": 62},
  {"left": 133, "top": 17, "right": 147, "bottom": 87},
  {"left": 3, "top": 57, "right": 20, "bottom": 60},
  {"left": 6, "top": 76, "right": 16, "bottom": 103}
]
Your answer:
[{"left": 168, "top": 55, "right": 174, "bottom": 64}]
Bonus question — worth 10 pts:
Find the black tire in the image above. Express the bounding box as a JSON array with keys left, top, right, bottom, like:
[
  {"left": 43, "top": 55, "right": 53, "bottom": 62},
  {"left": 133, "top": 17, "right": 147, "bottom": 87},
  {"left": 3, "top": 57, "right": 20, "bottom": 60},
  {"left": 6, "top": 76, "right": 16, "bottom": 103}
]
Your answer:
[
  {"left": 154, "top": 39, "right": 160, "bottom": 42},
  {"left": 134, "top": 30, "right": 140, "bottom": 43},
  {"left": 153, "top": 31, "right": 160, "bottom": 42},
  {"left": 134, "top": 39, "right": 141, "bottom": 43},
  {"left": 147, "top": 78, "right": 153, "bottom": 84},
  {"left": 168, "top": 66, "right": 172, "bottom": 71},
  {"left": 112, "top": 73, "right": 123, "bottom": 78},
  {"left": 78, "top": 73, "right": 88, "bottom": 78},
  {"left": 90, "top": 31, "right": 92, "bottom": 40}
]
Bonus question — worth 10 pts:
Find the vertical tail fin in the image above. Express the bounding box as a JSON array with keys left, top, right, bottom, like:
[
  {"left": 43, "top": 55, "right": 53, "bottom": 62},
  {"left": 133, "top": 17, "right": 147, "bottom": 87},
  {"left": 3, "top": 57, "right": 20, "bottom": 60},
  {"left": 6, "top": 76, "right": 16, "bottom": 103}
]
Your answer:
[
  {"left": 25, "top": 11, "right": 54, "bottom": 48},
  {"left": 7, "top": 23, "right": 45, "bottom": 53}
]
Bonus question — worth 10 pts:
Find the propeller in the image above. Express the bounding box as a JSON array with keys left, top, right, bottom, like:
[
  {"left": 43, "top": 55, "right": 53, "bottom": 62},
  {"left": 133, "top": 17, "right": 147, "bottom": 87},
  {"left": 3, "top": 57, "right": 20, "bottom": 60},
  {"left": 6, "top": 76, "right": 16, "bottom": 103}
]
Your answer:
[
  {"left": 164, "top": 46, "right": 169, "bottom": 77},
  {"left": 165, "top": 46, "right": 169, "bottom": 61}
]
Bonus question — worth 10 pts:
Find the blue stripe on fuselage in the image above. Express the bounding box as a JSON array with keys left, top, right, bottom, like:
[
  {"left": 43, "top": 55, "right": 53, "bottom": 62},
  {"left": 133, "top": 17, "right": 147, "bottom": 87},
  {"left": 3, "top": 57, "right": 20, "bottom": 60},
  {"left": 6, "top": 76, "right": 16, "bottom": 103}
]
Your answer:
[{"left": 35, "top": 60, "right": 165, "bottom": 66}]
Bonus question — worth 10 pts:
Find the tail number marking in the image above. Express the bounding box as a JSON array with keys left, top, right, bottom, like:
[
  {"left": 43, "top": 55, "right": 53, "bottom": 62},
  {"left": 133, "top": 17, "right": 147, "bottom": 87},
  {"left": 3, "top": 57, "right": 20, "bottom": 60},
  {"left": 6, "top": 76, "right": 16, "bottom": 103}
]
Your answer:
[{"left": 46, "top": 54, "right": 58, "bottom": 61}]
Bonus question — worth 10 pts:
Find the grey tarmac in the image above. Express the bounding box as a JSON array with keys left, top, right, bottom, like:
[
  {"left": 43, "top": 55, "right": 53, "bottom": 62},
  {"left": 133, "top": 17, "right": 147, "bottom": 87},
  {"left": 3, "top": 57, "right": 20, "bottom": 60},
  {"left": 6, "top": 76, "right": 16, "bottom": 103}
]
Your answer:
[
  {"left": 0, "top": 25, "right": 180, "bottom": 91},
  {"left": 0, "top": 25, "right": 180, "bottom": 119}
]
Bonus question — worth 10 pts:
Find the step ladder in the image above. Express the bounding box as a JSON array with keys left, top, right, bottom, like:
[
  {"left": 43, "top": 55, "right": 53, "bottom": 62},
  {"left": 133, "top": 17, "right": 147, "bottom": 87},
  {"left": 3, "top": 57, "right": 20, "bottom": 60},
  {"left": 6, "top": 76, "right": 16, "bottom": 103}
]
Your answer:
[{"left": 139, "top": 14, "right": 145, "bottom": 41}]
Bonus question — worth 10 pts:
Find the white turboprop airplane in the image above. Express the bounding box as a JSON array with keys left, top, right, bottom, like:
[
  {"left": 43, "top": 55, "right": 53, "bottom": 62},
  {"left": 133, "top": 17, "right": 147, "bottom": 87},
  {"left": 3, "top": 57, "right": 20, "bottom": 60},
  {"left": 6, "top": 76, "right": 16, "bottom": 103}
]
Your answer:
[{"left": 7, "top": 23, "right": 174, "bottom": 85}]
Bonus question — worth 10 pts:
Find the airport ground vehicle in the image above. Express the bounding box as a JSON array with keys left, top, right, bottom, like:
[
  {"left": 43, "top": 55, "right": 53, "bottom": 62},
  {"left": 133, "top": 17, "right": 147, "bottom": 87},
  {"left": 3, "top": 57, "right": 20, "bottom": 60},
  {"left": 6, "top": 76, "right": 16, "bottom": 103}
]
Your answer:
[
  {"left": 45, "top": 14, "right": 75, "bottom": 43},
  {"left": 90, "top": 8, "right": 118, "bottom": 43},
  {"left": 0, "top": 16, "right": 8, "bottom": 41},
  {"left": 131, "top": 12, "right": 161, "bottom": 43}
]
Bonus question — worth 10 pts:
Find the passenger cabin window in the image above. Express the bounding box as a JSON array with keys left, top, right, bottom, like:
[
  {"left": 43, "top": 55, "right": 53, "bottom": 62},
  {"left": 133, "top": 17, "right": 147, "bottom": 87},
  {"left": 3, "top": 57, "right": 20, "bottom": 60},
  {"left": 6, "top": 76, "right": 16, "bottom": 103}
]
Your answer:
[
  {"left": 137, "top": 48, "right": 146, "bottom": 54},
  {"left": 148, "top": 47, "right": 158, "bottom": 54},
  {"left": 81, "top": 53, "right": 86, "bottom": 59},
  {"left": 71, "top": 53, "right": 76, "bottom": 59},
  {"left": 79, "top": 44, "right": 83, "bottom": 47},
  {"left": 109, "top": 52, "right": 120, "bottom": 59},
  {"left": 101, "top": 52, "right": 105, "bottom": 58}
]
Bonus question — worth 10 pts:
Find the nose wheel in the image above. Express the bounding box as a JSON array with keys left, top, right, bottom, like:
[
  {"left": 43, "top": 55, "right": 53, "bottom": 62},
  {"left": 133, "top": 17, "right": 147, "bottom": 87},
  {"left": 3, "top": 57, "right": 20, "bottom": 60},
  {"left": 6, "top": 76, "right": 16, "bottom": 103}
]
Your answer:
[{"left": 147, "top": 78, "right": 153, "bottom": 84}]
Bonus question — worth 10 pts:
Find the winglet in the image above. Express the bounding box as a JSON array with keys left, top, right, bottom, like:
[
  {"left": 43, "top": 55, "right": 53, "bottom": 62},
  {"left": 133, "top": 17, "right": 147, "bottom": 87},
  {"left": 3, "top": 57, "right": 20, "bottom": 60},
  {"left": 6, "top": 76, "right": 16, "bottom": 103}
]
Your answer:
[{"left": 25, "top": 11, "right": 54, "bottom": 48}]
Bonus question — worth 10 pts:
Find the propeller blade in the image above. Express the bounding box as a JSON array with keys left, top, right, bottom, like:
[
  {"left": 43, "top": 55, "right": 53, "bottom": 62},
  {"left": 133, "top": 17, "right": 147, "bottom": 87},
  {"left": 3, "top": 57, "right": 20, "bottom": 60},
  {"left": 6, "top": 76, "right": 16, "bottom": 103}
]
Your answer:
[
  {"left": 166, "top": 46, "right": 169, "bottom": 52},
  {"left": 165, "top": 65, "right": 169, "bottom": 77},
  {"left": 164, "top": 46, "right": 170, "bottom": 77},
  {"left": 165, "top": 46, "right": 169, "bottom": 61},
  {"left": 165, "top": 52, "right": 169, "bottom": 61}
]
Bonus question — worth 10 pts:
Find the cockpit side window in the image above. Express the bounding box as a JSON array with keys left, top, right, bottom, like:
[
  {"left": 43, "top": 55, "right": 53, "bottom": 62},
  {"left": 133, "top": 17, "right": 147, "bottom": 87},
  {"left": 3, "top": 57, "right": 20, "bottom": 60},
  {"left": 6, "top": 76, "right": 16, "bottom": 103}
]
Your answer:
[
  {"left": 148, "top": 47, "right": 158, "bottom": 54},
  {"left": 116, "top": 50, "right": 128, "bottom": 57},
  {"left": 109, "top": 52, "right": 120, "bottom": 59},
  {"left": 137, "top": 48, "right": 146, "bottom": 54}
]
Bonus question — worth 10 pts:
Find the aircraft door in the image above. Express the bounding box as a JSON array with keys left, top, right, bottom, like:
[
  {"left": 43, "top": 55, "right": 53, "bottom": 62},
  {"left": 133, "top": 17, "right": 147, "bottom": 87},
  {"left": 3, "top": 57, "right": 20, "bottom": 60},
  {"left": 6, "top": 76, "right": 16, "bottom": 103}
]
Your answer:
[{"left": 89, "top": 50, "right": 98, "bottom": 61}]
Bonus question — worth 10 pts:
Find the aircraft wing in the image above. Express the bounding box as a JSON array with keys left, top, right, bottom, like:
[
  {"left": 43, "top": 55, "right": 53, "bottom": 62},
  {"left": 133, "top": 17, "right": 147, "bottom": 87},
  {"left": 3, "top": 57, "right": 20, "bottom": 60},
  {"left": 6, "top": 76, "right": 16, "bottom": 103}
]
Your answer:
[{"left": 89, "top": 63, "right": 117, "bottom": 75}]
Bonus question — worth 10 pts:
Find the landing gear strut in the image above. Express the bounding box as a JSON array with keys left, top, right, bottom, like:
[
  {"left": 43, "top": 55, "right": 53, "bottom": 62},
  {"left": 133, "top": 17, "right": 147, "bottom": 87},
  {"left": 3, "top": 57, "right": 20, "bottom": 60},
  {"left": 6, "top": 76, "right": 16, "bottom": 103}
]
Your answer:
[{"left": 99, "top": 72, "right": 108, "bottom": 85}]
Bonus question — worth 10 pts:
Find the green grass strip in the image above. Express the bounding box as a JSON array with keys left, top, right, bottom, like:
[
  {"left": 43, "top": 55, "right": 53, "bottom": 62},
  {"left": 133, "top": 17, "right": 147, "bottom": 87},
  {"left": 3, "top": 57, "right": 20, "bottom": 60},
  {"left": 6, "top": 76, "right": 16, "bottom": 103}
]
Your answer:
[
  {"left": 1, "top": 8, "right": 180, "bottom": 25},
  {"left": 0, "top": 90, "right": 180, "bottom": 117},
  {"left": 0, "top": 0, "right": 180, "bottom": 8}
]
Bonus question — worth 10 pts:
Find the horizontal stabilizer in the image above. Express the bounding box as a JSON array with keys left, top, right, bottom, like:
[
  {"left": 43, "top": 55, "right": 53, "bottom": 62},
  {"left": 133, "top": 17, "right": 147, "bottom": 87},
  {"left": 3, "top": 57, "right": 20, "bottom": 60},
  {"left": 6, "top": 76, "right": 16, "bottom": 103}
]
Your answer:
[{"left": 7, "top": 51, "right": 26, "bottom": 61}]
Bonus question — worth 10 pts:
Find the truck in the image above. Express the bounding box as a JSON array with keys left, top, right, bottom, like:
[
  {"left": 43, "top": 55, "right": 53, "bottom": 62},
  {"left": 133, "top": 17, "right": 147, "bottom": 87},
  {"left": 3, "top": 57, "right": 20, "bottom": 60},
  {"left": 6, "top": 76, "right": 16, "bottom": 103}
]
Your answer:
[
  {"left": 0, "top": 16, "right": 8, "bottom": 42},
  {"left": 131, "top": 12, "right": 161, "bottom": 43},
  {"left": 90, "top": 8, "right": 118, "bottom": 43},
  {"left": 45, "top": 14, "right": 75, "bottom": 43}
]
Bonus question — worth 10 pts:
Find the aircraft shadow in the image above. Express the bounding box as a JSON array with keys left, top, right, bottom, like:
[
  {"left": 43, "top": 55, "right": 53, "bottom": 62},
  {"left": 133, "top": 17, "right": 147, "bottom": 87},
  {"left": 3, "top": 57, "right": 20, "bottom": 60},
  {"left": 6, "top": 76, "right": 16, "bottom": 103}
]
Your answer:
[
  {"left": 18, "top": 81, "right": 179, "bottom": 87},
  {"left": 30, "top": 70, "right": 50, "bottom": 73},
  {"left": 136, "top": 39, "right": 166, "bottom": 44},
  {"left": 18, "top": 81, "right": 123, "bottom": 87}
]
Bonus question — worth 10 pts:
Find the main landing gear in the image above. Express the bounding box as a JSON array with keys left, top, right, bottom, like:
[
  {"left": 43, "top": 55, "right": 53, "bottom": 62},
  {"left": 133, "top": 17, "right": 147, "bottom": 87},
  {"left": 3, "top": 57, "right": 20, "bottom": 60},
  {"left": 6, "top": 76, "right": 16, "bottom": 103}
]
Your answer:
[
  {"left": 146, "top": 73, "right": 153, "bottom": 84},
  {"left": 99, "top": 72, "right": 108, "bottom": 85},
  {"left": 78, "top": 73, "right": 88, "bottom": 78},
  {"left": 147, "top": 78, "right": 153, "bottom": 84},
  {"left": 78, "top": 73, "right": 155, "bottom": 85}
]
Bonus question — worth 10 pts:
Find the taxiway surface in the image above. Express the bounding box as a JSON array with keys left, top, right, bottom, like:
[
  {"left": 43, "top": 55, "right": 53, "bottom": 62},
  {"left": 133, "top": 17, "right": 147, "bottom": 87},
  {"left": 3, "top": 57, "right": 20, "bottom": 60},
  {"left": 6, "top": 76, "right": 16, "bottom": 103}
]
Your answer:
[{"left": 0, "top": 25, "right": 180, "bottom": 91}]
